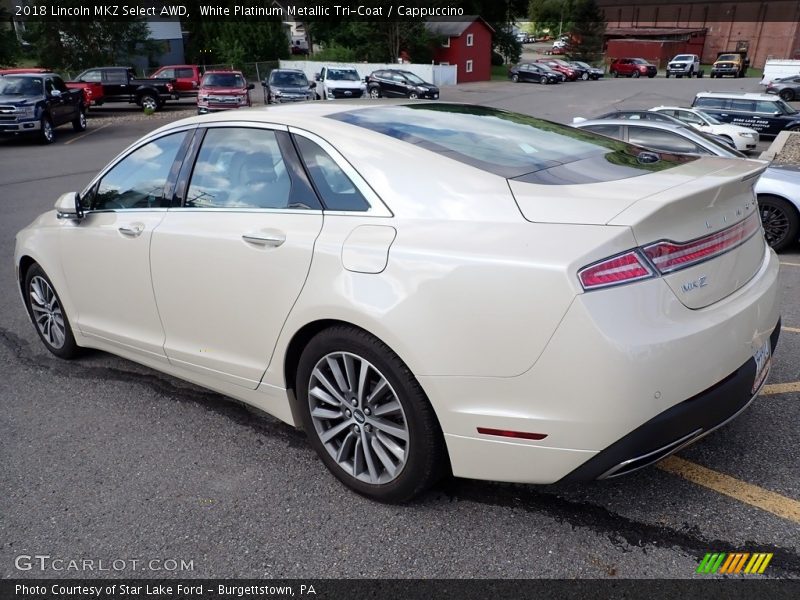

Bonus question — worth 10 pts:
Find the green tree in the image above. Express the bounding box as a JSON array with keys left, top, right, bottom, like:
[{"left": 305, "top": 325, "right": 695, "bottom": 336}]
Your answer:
[
  {"left": 567, "top": 0, "right": 605, "bottom": 62},
  {"left": 0, "top": 6, "right": 21, "bottom": 66},
  {"left": 23, "top": 1, "right": 152, "bottom": 71}
]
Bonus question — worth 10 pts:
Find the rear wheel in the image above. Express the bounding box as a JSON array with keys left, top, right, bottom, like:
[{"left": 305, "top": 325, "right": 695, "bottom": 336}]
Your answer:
[
  {"left": 779, "top": 89, "right": 795, "bottom": 102},
  {"left": 297, "top": 326, "right": 447, "bottom": 502},
  {"left": 139, "top": 94, "right": 159, "bottom": 111},
  {"left": 24, "top": 264, "right": 81, "bottom": 359},
  {"left": 698, "top": 70, "right": 704, "bottom": 78},
  {"left": 759, "top": 195, "right": 800, "bottom": 251}
]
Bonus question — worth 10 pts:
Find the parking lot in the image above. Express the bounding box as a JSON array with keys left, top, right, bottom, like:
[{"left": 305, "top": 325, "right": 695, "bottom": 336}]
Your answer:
[{"left": 1, "top": 75, "right": 799, "bottom": 579}]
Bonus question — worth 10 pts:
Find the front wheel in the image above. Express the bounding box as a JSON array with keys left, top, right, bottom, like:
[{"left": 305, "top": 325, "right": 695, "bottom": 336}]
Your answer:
[
  {"left": 632, "top": 71, "right": 640, "bottom": 78},
  {"left": 24, "top": 264, "right": 81, "bottom": 359},
  {"left": 666, "top": 71, "right": 671, "bottom": 78},
  {"left": 39, "top": 115, "right": 54, "bottom": 144},
  {"left": 511, "top": 74, "right": 519, "bottom": 83},
  {"left": 581, "top": 72, "right": 589, "bottom": 81},
  {"left": 408, "top": 91, "right": 418, "bottom": 99},
  {"left": 697, "top": 70, "right": 704, "bottom": 78},
  {"left": 72, "top": 108, "right": 87, "bottom": 132},
  {"left": 611, "top": 70, "right": 618, "bottom": 78},
  {"left": 540, "top": 76, "right": 548, "bottom": 85},
  {"left": 369, "top": 87, "right": 381, "bottom": 98},
  {"left": 759, "top": 195, "right": 800, "bottom": 252},
  {"left": 297, "top": 326, "right": 447, "bottom": 502}
]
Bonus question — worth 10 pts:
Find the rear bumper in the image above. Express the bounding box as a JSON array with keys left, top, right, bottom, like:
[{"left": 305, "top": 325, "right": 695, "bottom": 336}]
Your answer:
[
  {"left": 560, "top": 319, "right": 780, "bottom": 481},
  {"left": 420, "top": 245, "right": 780, "bottom": 484}
]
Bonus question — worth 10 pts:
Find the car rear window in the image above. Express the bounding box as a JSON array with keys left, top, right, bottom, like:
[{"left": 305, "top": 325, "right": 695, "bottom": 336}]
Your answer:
[{"left": 329, "top": 104, "right": 693, "bottom": 185}]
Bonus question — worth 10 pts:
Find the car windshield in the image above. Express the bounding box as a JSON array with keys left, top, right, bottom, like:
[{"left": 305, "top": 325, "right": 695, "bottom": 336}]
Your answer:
[
  {"left": 776, "top": 99, "right": 798, "bottom": 114},
  {"left": 402, "top": 72, "right": 426, "bottom": 84},
  {"left": 269, "top": 71, "right": 308, "bottom": 87},
  {"left": 0, "top": 76, "right": 42, "bottom": 95},
  {"left": 327, "top": 69, "right": 360, "bottom": 81},
  {"left": 695, "top": 111, "right": 721, "bottom": 124},
  {"left": 673, "top": 55, "right": 693, "bottom": 61},
  {"left": 202, "top": 73, "right": 245, "bottom": 88},
  {"left": 572, "top": 62, "right": 590, "bottom": 69},
  {"left": 632, "top": 59, "right": 648, "bottom": 64},
  {"left": 718, "top": 54, "right": 739, "bottom": 61},
  {"left": 330, "top": 104, "right": 693, "bottom": 184}
]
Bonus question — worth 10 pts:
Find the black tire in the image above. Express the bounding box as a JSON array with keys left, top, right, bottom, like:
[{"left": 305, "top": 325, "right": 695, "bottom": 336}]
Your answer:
[
  {"left": 698, "top": 70, "right": 704, "bottom": 78},
  {"left": 759, "top": 195, "right": 800, "bottom": 252},
  {"left": 39, "top": 115, "right": 54, "bottom": 144},
  {"left": 540, "top": 76, "right": 548, "bottom": 85},
  {"left": 581, "top": 72, "right": 589, "bottom": 81},
  {"left": 779, "top": 89, "right": 795, "bottom": 102},
  {"left": 369, "top": 87, "right": 381, "bottom": 98},
  {"left": 72, "top": 108, "right": 87, "bottom": 132},
  {"left": 511, "top": 74, "right": 519, "bottom": 83},
  {"left": 296, "top": 326, "right": 447, "bottom": 502},
  {"left": 676, "top": 73, "right": 682, "bottom": 79},
  {"left": 666, "top": 71, "right": 671, "bottom": 78},
  {"left": 648, "top": 74, "right": 656, "bottom": 78},
  {"left": 23, "top": 263, "right": 81, "bottom": 359},
  {"left": 611, "top": 70, "right": 618, "bottom": 78}
]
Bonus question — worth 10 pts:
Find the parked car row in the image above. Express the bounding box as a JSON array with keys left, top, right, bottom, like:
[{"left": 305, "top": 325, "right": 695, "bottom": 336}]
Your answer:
[
  {"left": 509, "top": 59, "right": 604, "bottom": 84},
  {"left": 572, "top": 96, "right": 800, "bottom": 251}
]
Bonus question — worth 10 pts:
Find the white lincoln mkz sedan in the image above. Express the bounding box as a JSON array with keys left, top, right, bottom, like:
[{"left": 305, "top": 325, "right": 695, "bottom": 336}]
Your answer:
[{"left": 15, "top": 102, "right": 781, "bottom": 501}]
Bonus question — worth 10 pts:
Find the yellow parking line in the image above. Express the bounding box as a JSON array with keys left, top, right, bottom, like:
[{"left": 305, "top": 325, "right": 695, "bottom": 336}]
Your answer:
[
  {"left": 658, "top": 456, "right": 800, "bottom": 524},
  {"left": 782, "top": 326, "right": 800, "bottom": 334},
  {"left": 779, "top": 261, "right": 800, "bottom": 267},
  {"left": 64, "top": 122, "right": 111, "bottom": 145},
  {"left": 761, "top": 381, "right": 800, "bottom": 395}
]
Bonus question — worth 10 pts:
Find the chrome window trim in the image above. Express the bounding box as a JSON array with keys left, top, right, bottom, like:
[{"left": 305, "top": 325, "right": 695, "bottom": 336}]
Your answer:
[
  {"left": 79, "top": 124, "right": 199, "bottom": 199},
  {"left": 288, "top": 126, "right": 393, "bottom": 217}
]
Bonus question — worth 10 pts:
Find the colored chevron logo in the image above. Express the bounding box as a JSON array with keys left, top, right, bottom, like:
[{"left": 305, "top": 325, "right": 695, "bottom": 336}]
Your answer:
[{"left": 696, "top": 552, "right": 773, "bottom": 574}]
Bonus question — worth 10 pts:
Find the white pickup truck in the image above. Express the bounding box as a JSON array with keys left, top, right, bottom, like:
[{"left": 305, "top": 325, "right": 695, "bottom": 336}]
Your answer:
[{"left": 666, "top": 54, "right": 703, "bottom": 78}]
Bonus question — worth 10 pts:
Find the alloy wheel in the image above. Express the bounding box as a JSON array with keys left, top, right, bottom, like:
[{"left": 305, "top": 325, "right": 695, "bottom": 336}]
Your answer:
[
  {"left": 308, "top": 352, "right": 409, "bottom": 485},
  {"left": 760, "top": 203, "right": 790, "bottom": 248},
  {"left": 141, "top": 95, "right": 158, "bottom": 111},
  {"left": 42, "top": 119, "right": 54, "bottom": 143},
  {"left": 29, "top": 276, "right": 66, "bottom": 349},
  {"left": 369, "top": 88, "right": 380, "bottom": 98}
]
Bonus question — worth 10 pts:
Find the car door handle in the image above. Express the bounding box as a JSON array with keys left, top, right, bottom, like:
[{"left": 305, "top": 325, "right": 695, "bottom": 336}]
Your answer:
[
  {"left": 118, "top": 223, "right": 144, "bottom": 237},
  {"left": 242, "top": 232, "right": 285, "bottom": 247}
]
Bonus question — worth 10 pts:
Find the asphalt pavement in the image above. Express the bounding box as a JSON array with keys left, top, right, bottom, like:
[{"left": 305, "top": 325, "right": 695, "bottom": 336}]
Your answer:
[{"left": 0, "top": 82, "right": 798, "bottom": 580}]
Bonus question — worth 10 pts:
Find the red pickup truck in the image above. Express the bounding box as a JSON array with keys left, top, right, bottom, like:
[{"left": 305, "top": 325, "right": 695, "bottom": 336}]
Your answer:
[{"left": 151, "top": 65, "right": 203, "bottom": 98}]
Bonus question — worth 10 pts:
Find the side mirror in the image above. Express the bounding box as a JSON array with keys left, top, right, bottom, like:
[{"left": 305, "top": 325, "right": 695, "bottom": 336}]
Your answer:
[
  {"left": 55, "top": 192, "right": 84, "bottom": 220},
  {"left": 774, "top": 111, "right": 782, "bottom": 117},
  {"left": 247, "top": 83, "right": 255, "bottom": 90},
  {"left": 314, "top": 73, "right": 321, "bottom": 81},
  {"left": 309, "top": 81, "right": 316, "bottom": 89},
  {"left": 50, "top": 89, "right": 62, "bottom": 97}
]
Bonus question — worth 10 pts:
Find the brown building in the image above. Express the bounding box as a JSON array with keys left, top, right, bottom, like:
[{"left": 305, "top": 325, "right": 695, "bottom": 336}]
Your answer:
[{"left": 597, "top": 0, "right": 800, "bottom": 68}]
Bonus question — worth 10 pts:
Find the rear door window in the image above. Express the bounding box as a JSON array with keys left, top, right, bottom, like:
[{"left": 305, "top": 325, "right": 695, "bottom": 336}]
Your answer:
[
  {"left": 627, "top": 127, "right": 702, "bottom": 154},
  {"left": 729, "top": 99, "right": 755, "bottom": 112},
  {"left": 694, "top": 97, "right": 726, "bottom": 109}
]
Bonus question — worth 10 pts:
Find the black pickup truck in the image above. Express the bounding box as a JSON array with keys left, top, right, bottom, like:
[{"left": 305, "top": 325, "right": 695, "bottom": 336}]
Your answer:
[
  {"left": 69, "top": 67, "right": 178, "bottom": 110},
  {"left": 0, "top": 72, "right": 86, "bottom": 144}
]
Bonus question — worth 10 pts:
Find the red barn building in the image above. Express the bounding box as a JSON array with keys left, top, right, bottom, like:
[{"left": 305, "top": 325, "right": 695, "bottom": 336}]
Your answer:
[{"left": 426, "top": 17, "right": 494, "bottom": 83}]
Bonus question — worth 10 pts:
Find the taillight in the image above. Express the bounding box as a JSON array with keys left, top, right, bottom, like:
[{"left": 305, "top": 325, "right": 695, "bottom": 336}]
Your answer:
[
  {"left": 578, "top": 250, "right": 654, "bottom": 290},
  {"left": 642, "top": 212, "right": 761, "bottom": 273},
  {"left": 579, "top": 212, "right": 761, "bottom": 291}
]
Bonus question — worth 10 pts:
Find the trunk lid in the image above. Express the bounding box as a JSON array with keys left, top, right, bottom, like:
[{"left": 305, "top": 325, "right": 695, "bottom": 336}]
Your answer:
[{"left": 509, "top": 157, "right": 769, "bottom": 308}]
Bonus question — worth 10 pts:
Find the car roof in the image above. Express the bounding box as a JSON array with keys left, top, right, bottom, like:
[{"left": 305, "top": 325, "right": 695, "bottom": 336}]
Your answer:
[
  {"left": 0, "top": 72, "right": 54, "bottom": 78},
  {"left": 575, "top": 119, "right": 694, "bottom": 132},
  {"left": 271, "top": 69, "right": 305, "bottom": 74},
  {"left": 695, "top": 91, "right": 777, "bottom": 99},
  {"left": 204, "top": 70, "right": 244, "bottom": 75},
  {"left": 651, "top": 106, "right": 698, "bottom": 111}
]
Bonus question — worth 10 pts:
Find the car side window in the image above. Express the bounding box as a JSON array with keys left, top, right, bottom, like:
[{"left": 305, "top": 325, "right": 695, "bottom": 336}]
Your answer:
[
  {"left": 294, "top": 136, "right": 370, "bottom": 211},
  {"left": 730, "top": 99, "right": 755, "bottom": 112},
  {"left": 695, "top": 97, "right": 725, "bottom": 109},
  {"left": 158, "top": 68, "right": 175, "bottom": 79},
  {"left": 627, "top": 127, "right": 700, "bottom": 154},
  {"left": 176, "top": 68, "right": 194, "bottom": 78},
  {"left": 754, "top": 101, "right": 777, "bottom": 114},
  {"left": 104, "top": 70, "right": 127, "bottom": 84},
  {"left": 583, "top": 124, "right": 622, "bottom": 138},
  {"left": 87, "top": 132, "right": 187, "bottom": 211},
  {"left": 81, "top": 70, "right": 101, "bottom": 83},
  {"left": 52, "top": 76, "right": 69, "bottom": 93},
  {"left": 185, "top": 127, "right": 295, "bottom": 209},
  {"left": 678, "top": 110, "right": 704, "bottom": 125}
]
